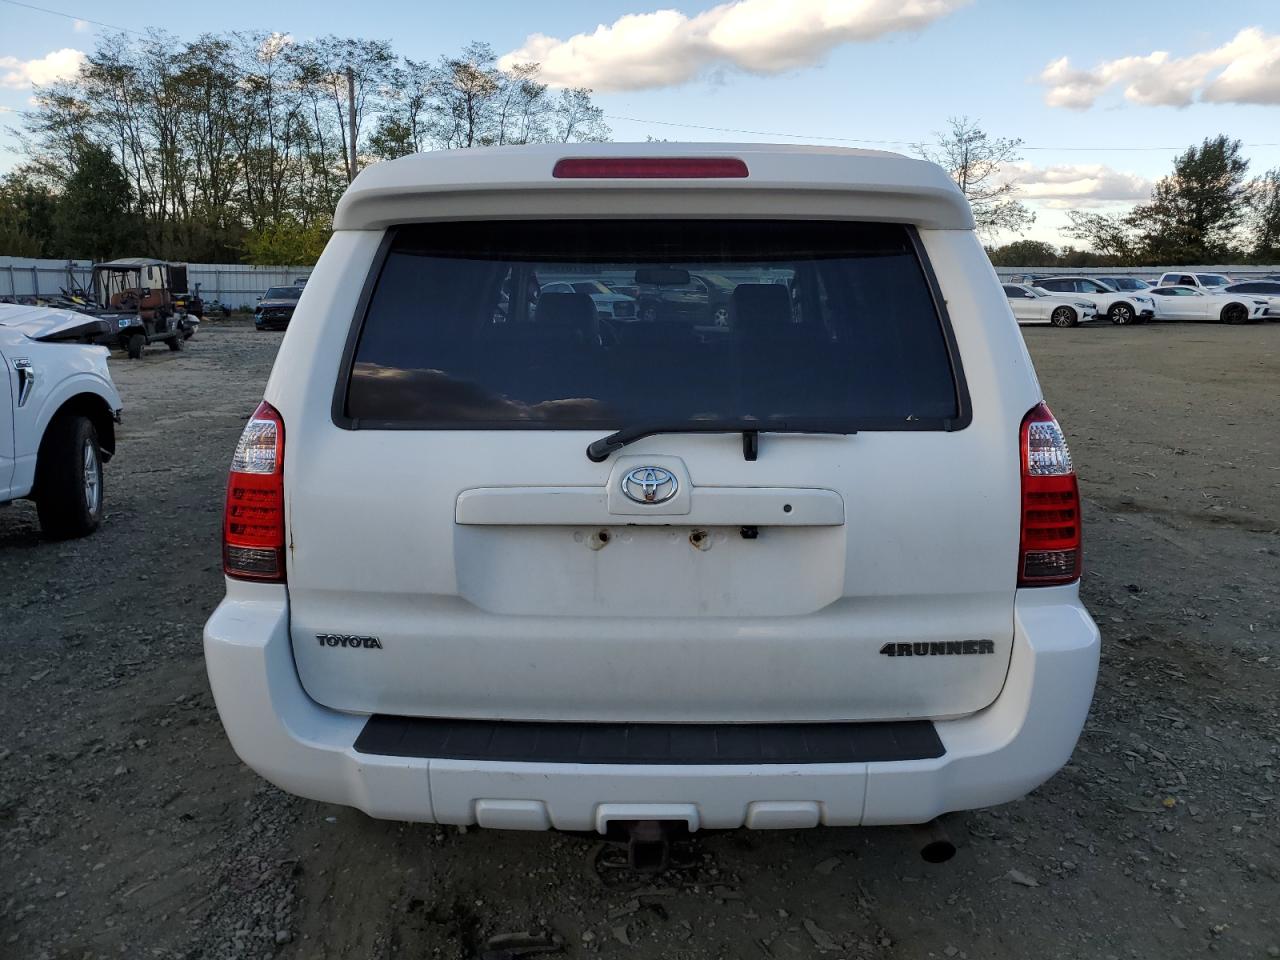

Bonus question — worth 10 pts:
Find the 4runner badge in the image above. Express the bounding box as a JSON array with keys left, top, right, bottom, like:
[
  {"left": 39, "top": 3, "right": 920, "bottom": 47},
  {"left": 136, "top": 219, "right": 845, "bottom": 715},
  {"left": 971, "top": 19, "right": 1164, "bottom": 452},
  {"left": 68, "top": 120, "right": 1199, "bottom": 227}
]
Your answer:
[
  {"left": 880, "top": 640, "right": 995, "bottom": 657},
  {"left": 316, "top": 634, "right": 383, "bottom": 650}
]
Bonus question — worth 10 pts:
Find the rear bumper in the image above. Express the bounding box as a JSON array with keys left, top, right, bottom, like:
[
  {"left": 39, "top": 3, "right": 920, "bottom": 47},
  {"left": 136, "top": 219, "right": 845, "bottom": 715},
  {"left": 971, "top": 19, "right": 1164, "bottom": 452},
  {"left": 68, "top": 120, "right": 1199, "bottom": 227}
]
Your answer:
[{"left": 203, "top": 583, "right": 1099, "bottom": 829}]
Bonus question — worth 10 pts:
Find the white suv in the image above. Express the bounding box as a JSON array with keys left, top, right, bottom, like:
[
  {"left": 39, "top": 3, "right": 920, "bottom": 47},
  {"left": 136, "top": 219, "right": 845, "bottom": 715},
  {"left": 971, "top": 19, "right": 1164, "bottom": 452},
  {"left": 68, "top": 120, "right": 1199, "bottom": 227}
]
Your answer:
[
  {"left": 204, "top": 144, "right": 1100, "bottom": 846},
  {"left": 1, "top": 305, "right": 122, "bottom": 538},
  {"left": 1032, "top": 276, "right": 1155, "bottom": 324}
]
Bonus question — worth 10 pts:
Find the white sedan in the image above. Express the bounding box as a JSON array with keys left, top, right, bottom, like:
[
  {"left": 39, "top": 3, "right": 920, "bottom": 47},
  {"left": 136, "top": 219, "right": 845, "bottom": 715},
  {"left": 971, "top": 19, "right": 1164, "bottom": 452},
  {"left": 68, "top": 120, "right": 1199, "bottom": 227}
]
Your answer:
[
  {"left": 1002, "top": 283, "right": 1096, "bottom": 327},
  {"left": 1147, "top": 285, "right": 1268, "bottom": 324}
]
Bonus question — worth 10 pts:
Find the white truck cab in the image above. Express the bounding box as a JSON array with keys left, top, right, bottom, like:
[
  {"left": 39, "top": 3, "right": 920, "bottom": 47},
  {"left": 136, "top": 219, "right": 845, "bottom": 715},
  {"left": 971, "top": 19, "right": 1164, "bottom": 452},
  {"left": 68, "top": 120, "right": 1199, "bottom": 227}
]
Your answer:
[
  {"left": 0, "top": 305, "right": 122, "bottom": 538},
  {"left": 204, "top": 143, "right": 1100, "bottom": 845}
]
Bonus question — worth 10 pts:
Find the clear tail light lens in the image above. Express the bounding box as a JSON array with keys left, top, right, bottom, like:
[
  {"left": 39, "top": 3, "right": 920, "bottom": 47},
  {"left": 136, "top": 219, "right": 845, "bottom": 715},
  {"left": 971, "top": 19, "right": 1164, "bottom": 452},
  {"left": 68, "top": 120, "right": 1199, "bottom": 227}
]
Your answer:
[
  {"left": 223, "top": 401, "right": 285, "bottom": 581},
  {"left": 1019, "top": 402, "right": 1081, "bottom": 586}
]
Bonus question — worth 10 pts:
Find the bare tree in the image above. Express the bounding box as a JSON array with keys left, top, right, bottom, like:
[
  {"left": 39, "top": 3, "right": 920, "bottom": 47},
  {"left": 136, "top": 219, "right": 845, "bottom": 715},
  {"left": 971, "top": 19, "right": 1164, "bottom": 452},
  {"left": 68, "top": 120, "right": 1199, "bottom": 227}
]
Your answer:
[{"left": 917, "top": 117, "right": 1034, "bottom": 237}]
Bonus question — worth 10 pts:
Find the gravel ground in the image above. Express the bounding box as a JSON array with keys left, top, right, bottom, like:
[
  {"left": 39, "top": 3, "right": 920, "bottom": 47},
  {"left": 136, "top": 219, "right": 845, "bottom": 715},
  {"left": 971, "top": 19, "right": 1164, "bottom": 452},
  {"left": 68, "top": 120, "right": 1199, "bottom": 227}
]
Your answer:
[{"left": 1, "top": 318, "right": 1277, "bottom": 960}]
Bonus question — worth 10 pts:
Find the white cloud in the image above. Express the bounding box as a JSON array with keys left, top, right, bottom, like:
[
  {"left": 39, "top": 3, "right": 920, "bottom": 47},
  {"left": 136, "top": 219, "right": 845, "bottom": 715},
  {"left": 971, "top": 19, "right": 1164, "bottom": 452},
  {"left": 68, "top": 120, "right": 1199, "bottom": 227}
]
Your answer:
[
  {"left": 500, "top": 0, "right": 970, "bottom": 91},
  {"left": 0, "top": 48, "right": 87, "bottom": 89},
  {"left": 1038, "top": 28, "right": 1280, "bottom": 109},
  {"left": 1005, "top": 163, "right": 1153, "bottom": 210}
]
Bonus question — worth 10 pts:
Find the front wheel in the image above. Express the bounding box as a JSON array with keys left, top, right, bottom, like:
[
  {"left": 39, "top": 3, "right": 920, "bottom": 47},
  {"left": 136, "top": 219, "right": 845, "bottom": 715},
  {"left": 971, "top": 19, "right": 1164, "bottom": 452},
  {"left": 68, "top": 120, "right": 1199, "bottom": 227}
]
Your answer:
[
  {"left": 1221, "top": 303, "right": 1249, "bottom": 325},
  {"left": 167, "top": 333, "right": 184, "bottom": 351},
  {"left": 35, "top": 415, "right": 103, "bottom": 539},
  {"left": 1051, "top": 306, "right": 1077, "bottom": 328},
  {"left": 1108, "top": 303, "right": 1134, "bottom": 325},
  {"left": 126, "top": 333, "right": 145, "bottom": 359}
]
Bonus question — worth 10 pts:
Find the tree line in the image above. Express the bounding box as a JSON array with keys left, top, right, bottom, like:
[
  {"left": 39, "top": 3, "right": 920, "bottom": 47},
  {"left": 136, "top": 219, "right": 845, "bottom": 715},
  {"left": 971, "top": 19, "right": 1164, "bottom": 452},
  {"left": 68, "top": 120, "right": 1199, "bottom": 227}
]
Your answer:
[
  {"left": 0, "top": 32, "right": 610, "bottom": 264},
  {"left": 985, "top": 135, "right": 1280, "bottom": 266}
]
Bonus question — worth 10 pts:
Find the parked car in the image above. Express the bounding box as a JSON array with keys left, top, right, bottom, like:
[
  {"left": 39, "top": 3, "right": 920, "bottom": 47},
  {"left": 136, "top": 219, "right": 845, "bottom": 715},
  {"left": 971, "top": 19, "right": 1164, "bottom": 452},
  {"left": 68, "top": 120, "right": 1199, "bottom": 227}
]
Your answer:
[
  {"left": 0, "top": 304, "right": 122, "bottom": 538},
  {"left": 636, "top": 271, "right": 737, "bottom": 326},
  {"left": 1032, "top": 276, "right": 1154, "bottom": 325},
  {"left": 1002, "top": 283, "right": 1096, "bottom": 327},
  {"left": 541, "top": 280, "right": 638, "bottom": 321},
  {"left": 1147, "top": 285, "right": 1267, "bottom": 323},
  {"left": 204, "top": 144, "right": 1100, "bottom": 856},
  {"left": 1155, "top": 272, "right": 1231, "bottom": 291},
  {"left": 1097, "top": 276, "right": 1153, "bottom": 292},
  {"left": 254, "top": 286, "right": 305, "bottom": 331},
  {"left": 1221, "top": 281, "right": 1280, "bottom": 318}
]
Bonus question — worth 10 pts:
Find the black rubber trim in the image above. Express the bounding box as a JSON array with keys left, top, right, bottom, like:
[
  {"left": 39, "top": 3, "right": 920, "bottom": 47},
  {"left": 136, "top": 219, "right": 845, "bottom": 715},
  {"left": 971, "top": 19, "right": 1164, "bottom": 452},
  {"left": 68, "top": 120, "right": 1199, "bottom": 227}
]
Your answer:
[{"left": 353, "top": 717, "right": 945, "bottom": 765}]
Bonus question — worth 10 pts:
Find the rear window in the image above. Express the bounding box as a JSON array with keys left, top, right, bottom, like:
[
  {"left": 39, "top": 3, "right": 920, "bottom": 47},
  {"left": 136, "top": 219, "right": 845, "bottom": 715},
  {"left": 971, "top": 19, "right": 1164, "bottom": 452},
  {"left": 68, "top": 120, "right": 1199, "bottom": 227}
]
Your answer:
[{"left": 341, "top": 220, "right": 965, "bottom": 431}]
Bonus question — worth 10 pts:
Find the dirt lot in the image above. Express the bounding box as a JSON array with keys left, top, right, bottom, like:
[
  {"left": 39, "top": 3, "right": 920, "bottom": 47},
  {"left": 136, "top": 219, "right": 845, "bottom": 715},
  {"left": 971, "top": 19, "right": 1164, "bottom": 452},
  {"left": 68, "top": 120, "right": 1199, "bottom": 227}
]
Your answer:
[{"left": 1, "top": 319, "right": 1277, "bottom": 960}]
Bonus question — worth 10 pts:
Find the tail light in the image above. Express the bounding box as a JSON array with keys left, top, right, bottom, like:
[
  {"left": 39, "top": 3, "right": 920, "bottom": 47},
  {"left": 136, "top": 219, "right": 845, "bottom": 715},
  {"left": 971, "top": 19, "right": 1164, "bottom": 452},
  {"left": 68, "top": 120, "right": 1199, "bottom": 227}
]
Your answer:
[
  {"left": 223, "top": 401, "right": 285, "bottom": 581},
  {"left": 1018, "top": 402, "right": 1081, "bottom": 586},
  {"left": 552, "top": 157, "right": 749, "bottom": 179}
]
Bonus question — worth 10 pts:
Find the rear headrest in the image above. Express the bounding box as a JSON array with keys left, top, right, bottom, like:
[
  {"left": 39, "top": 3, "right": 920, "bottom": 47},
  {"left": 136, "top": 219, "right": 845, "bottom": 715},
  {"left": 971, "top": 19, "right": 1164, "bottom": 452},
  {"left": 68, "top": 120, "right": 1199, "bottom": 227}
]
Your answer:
[
  {"left": 730, "top": 284, "right": 791, "bottom": 334},
  {"left": 535, "top": 292, "right": 599, "bottom": 340}
]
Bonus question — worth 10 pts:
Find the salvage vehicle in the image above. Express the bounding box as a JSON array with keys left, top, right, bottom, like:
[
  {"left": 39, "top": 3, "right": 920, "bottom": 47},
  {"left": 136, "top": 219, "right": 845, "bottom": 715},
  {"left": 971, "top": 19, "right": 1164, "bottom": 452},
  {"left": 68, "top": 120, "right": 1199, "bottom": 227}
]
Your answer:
[
  {"left": 1147, "top": 284, "right": 1268, "bottom": 323},
  {"left": 204, "top": 143, "right": 1100, "bottom": 863},
  {"left": 0, "top": 304, "right": 122, "bottom": 538},
  {"left": 1221, "top": 281, "right": 1279, "bottom": 318},
  {"left": 1031, "top": 276, "right": 1154, "bottom": 325},
  {"left": 1001, "top": 283, "right": 1096, "bottom": 327},
  {"left": 254, "top": 285, "right": 305, "bottom": 331},
  {"left": 88, "top": 258, "right": 195, "bottom": 358}
]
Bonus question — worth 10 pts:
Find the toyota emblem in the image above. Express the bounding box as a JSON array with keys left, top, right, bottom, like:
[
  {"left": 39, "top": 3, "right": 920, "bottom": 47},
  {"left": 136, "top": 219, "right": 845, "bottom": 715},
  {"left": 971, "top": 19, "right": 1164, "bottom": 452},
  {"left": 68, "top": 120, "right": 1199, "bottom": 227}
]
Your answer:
[{"left": 621, "top": 466, "right": 678, "bottom": 504}]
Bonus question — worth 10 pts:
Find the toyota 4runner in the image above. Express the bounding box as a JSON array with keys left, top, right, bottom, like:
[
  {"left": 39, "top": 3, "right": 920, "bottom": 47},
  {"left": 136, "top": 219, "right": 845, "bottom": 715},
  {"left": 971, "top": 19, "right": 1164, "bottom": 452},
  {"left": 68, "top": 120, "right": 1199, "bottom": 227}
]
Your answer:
[{"left": 204, "top": 143, "right": 1100, "bottom": 839}]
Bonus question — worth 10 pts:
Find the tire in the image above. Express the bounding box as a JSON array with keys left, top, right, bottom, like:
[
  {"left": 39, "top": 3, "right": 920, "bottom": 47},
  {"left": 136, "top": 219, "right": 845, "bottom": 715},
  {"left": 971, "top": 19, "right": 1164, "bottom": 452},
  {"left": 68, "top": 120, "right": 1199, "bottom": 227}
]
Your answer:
[
  {"left": 1221, "top": 303, "right": 1249, "bottom": 325},
  {"left": 1051, "top": 306, "right": 1077, "bottom": 328},
  {"left": 126, "top": 333, "right": 145, "bottom": 359},
  {"left": 1108, "top": 303, "right": 1134, "bottom": 325},
  {"left": 35, "top": 415, "right": 103, "bottom": 540},
  {"left": 167, "top": 333, "right": 184, "bottom": 351}
]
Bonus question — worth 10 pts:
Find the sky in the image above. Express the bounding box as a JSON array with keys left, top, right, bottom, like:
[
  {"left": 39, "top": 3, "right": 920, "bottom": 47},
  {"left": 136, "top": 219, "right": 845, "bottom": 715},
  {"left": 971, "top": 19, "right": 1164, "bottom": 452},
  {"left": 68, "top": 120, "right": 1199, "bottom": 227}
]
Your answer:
[{"left": 1, "top": 0, "right": 1278, "bottom": 246}]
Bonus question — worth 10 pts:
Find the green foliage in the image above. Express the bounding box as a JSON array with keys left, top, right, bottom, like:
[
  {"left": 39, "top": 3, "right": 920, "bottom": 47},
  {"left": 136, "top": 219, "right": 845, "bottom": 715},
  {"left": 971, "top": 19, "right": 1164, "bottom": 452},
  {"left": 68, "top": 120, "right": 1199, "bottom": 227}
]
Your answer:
[
  {"left": 0, "top": 170, "right": 59, "bottom": 257},
  {"left": 241, "top": 218, "right": 332, "bottom": 266},
  {"left": 1131, "top": 136, "right": 1249, "bottom": 264},
  {"left": 1248, "top": 169, "right": 1280, "bottom": 261},
  {"left": 14, "top": 31, "right": 611, "bottom": 264},
  {"left": 986, "top": 239, "right": 1060, "bottom": 266},
  {"left": 53, "top": 144, "right": 137, "bottom": 261}
]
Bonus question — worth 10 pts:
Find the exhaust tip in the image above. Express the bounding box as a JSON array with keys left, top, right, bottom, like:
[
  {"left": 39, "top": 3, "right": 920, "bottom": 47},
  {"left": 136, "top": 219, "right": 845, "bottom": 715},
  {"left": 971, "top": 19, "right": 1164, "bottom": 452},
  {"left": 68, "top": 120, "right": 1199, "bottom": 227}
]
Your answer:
[
  {"left": 910, "top": 818, "right": 957, "bottom": 863},
  {"left": 919, "top": 838, "right": 957, "bottom": 863}
]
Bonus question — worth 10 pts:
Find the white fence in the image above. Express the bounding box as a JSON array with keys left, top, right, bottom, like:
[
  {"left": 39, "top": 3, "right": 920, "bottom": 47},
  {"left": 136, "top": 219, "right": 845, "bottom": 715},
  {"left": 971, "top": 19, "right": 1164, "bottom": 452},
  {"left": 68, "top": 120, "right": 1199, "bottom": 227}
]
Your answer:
[
  {"left": 0, "top": 257, "right": 313, "bottom": 309},
  {"left": 4, "top": 256, "right": 1278, "bottom": 307}
]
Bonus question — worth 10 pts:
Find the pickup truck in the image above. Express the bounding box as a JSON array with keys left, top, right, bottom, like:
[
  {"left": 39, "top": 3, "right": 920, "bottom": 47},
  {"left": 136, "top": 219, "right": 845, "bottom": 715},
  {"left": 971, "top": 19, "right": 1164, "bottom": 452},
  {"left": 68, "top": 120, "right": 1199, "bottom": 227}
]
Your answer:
[{"left": 0, "top": 305, "right": 122, "bottom": 538}]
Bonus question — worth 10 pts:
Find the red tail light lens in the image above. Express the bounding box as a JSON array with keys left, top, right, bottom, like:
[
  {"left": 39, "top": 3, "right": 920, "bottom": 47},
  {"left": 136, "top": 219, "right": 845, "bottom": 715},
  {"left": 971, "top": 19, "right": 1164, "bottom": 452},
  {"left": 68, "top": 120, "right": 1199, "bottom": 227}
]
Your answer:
[
  {"left": 1019, "top": 402, "right": 1081, "bottom": 586},
  {"left": 552, "top": 157, "right": 749, "bottom": 179},
  {"left": 223, "top": 401, "right": 285, "bottom": 581}
]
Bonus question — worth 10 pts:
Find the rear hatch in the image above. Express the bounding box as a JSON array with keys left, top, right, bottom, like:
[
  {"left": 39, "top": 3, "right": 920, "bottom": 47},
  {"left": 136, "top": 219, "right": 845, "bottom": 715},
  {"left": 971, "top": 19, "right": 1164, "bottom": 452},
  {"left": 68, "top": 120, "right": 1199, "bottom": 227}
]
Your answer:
[{"left": 284, "top": 216, "right": 1020, "bottom": 723}]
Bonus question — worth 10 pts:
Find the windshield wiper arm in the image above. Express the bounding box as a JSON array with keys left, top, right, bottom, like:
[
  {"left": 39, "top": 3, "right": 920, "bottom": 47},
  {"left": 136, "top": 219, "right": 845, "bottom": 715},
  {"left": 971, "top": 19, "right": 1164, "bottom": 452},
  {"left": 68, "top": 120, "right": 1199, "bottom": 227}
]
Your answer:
[{"left": 586, "top": 423, "right": 854, "bottom": 463}]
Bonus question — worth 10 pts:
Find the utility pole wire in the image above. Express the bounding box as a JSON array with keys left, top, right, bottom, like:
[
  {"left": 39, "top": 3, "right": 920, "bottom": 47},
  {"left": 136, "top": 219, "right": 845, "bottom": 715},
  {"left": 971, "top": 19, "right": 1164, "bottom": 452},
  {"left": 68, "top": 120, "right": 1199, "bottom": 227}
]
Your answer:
[{"left": 0, "top": 0, "right": 142, "bottom": 35}]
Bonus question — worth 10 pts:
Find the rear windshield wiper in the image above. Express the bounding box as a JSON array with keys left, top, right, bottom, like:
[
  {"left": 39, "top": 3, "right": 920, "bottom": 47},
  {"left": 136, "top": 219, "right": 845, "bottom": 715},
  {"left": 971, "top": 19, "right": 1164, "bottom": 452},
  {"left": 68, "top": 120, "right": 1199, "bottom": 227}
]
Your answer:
[{"left": 586, "top": 423, "right": 855, "bottom": 463}]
